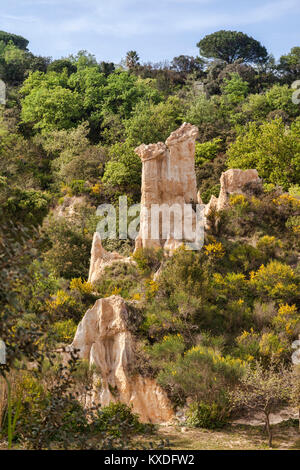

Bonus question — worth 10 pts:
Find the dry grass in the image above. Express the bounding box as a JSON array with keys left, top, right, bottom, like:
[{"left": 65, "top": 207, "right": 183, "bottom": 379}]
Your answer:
[{"left": 136, "top": 421, "right": 300, "bottom": 451}]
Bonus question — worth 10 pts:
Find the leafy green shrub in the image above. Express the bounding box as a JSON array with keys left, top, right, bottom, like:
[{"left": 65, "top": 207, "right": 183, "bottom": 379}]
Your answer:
[
  {"left": 91, "top": 402, "right": 149, "bottom": 438},
  {"left": 146, "top": 334, "right": 185, "bottom": 368},
  {"left": 200, "top": 184, "right": 220, "bottom": 204},
  {"left": 102, "top": 140, "right": 141, "bottom": 197},
  {"left": 256, "top": 235, "right": 282, "bottom": 258},
  {"left": 3, "top": 188, "right": 50, "bottom": 226},
  {"left": 157, "top": 345, "right": 245, "bottom": 406},
  {"left": 195, "top": 138, "right": 222, "bottom": 166},
  {"left": 125, "top": 96, "right": 183, "bottom": 146},
  {"left": 187, "top": 401, "right": 229, "bottom": 429},
  {"left": 132, "top": 247, "right": 163, "bottom": 275},
  {"left": 226, "top": 118, "right": 300, "bottom": 190},
  {"left": 49, "top": 319, "right": 77, "bottom": 344},
  {"left": 41, "top": 208, "right": 95, "bottom": 279},
  {"left": 94, "top": 263, "right": 141, "bottom": 299},
  {"left": 69, "top": 179, "right": 87, "bottom": 195}
]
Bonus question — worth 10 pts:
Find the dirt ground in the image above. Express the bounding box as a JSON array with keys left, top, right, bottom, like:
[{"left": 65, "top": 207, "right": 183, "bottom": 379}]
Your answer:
[
  {"left": 1, "top": 420, "right": 299, "bottom": 450},
  {"left": 150, "top": 421, "right": 300, "bottom": 450}
]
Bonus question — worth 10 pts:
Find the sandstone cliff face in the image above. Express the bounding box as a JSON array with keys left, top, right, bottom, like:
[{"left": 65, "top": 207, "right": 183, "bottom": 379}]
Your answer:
[
  {"left": 71, "top": 295, "right": 174, "bottom": 423},
  {"left": 88, "top": 232, "right": 132, "bottom": 284},
  {"left": 135, "top": 122, "right": 199, "bottom": 253}
]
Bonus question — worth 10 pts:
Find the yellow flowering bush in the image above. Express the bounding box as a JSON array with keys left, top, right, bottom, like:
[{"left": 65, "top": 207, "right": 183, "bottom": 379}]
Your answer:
[
  {"left": 90, "top": 183, "right": 102, "bottom": 195},
  {"left": 204, "top": 240, "right": 225, "bottom": 258},
  {"left": 230, "top": 194, "right": 249, "bottom": 208},
  {"left": 236, "top": 328, "right": 260, "bottom": 362},
  {"left": 257, "top": 235, "right": 282, "bottom": 252},
  {"left": 286, "top": 216, "right": 300, "bottom": 234},
  {"left": 47, "top": 289, "right": 75, "bottom": 309},
  {"left": 250, "top": 196, "right": 262, "bottom": 208},
  {"left": 132, "top": 292, "right": 142, "bottom": 301},
  {"left": 259, "top": 332, "right": 289, "bottom": 360},
  {"left": 50, "top": 319, "right": 77, "bottom": 343},
  {"left": 46, "top": 289, "right": 81, "bottom": 322},
  {"left": 250, "top": 261, "right": 299, "bottom": 302},
  {"left": 272, "top": 194, "right": 300, "bottom": 210},
  {"left": 237, "top": 328, "right": 290, "bottom": 362},
  {"left": 145, "top": 278, "right": 159, "bottom": 299},
  {"left": 108, "top": 286, "right": 122, "bottom": 296},
  {"left": 213, "top": 272, "right": 247, "bottom": 299},
  {"left": 69, "top": 277, "right": 93, "bottom": 295},
  {"left": 272, "top": 303, "right": 300, "bottom": 336}
]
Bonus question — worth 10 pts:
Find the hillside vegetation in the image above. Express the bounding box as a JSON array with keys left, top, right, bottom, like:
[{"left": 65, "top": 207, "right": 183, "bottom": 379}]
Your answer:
[{"left": 0, "top": 30, "right": 299, "bottom": 450}]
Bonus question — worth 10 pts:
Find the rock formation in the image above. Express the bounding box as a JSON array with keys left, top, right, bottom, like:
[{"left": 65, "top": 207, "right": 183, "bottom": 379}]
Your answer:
[
  {"left": 134, "top": 122, "right": 199, "bottom": 253},
  {"left": 0, "top": 79, "right": 6, "bottom": 105},
  {"left": 56, "top": 196, "right": 87, "bottom": 218},
  {"left": 71, "top": 295, "right": 174, "bottom": 423},
  {"left": 72, "top": 125, "right": 264, "bottom": 424},
  {"left": 88, "top": 232, "right": 132, "bottom": 285},
  {"left": 216, "top": 169, "right": 261, "bottom": 211}
]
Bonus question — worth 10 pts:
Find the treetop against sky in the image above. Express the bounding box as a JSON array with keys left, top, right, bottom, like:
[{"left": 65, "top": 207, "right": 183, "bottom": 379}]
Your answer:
[{"left": 0, "top": 0, "right": 299, "bottom": 63}]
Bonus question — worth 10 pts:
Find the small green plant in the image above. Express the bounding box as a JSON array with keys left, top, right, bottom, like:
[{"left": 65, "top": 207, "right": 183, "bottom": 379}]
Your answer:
[
  {"left": 91, "top": 402, "right": 151, "bottom": 438},
  {"left": 49, "top": 319, "right": 77, "bottom": 344},
  {"left": 1, "top": 377, "right": 22, "bottom": 449},
  {"left": 187, "top": 401, "right": 229, "bottom": 429},
  {"left": 132, "top": 247, "right": 163, "bottom": 275}
]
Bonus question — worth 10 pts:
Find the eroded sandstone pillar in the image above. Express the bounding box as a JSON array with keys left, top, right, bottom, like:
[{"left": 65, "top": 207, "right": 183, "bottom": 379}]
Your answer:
[{"left": 134, "top": 123, "right": 199, "bottom": 253}]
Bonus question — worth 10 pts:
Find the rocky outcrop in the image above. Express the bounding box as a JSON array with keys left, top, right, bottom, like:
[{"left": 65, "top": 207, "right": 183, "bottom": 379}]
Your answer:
[
  {"left": 216, "top": 169, "right": 261, "bottom": 211},
  {"left": 88, "top": 232, "right": 132, "bottom": 285},
  {"left": 204, "top": 169, "right": 261, "bottom": 222},
  {"left": 292, "top": 337, "right": 300, "bottom": 365},
  {"left": 56, "top": 196, "right": 87, "bottom": 218},
  {"left": 0, "top": 79, "right": 6, "bottom": 105},
  {"left": 135, "top": 122, "right": 199, "bottom": 254},
  {"left": 71, "top": 295, "right": 174, "bottom": 423}
]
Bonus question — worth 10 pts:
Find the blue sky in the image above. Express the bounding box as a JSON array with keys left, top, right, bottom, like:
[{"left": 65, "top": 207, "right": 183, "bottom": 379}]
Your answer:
[{"left": 0, "top": 0, "right": 299, "bottom": 64}]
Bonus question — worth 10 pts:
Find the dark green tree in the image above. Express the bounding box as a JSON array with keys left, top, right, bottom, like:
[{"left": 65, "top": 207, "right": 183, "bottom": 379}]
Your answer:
[
  {"left": 0, "top": 30, "right": 29, "bottom": 50},
  {"left": 278, "top": 47, "right": 300, "bottom": 84},
  {"left": 171, "top": 55, "right": 204, "bottom": 75},
  {"left": 99, "top": 61, "right": 115, "bottom": 76},
  {"left": 197, "top": 30, "right": 269, "bottom": 64},
  {"left": 48, "top": 59, "right": 77, "bottom": 76}
]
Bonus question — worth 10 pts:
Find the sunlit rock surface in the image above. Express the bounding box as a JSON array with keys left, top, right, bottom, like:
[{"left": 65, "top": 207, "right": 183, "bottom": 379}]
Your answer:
[
  {"left": 71, "top": 295, "right": 174, "bottom": 423},
  {"left": 88, "top": 232, "right": 132, "bottom": 284},
  {"left": 135, "top": 122, "right": 199, "bottom": 253}
]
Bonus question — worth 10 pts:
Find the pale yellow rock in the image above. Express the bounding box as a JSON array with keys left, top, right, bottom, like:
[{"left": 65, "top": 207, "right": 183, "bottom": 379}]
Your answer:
[
  {"left": 88, "top": 232, "right": 132, "bottom": 284},
  {"left": 217, "top": 169, "right": 261, "bottom": 211},
  {"left": 135, "top": 123, "right": 199, "bottom": 253},
  {"left": 56, "top": 196, "right": 87, "bottom": 218},
  {"left": 71, "top": 295, "right": 174, "bottom": 424}
]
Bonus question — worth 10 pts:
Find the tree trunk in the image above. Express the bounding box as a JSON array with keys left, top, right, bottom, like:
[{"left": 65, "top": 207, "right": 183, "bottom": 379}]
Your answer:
[
  {"left": 265, "top": 413, "right": 272, "bottom": 447},
  {"left": 298, "top": 408, "right": 300, "bottom": 433}
]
